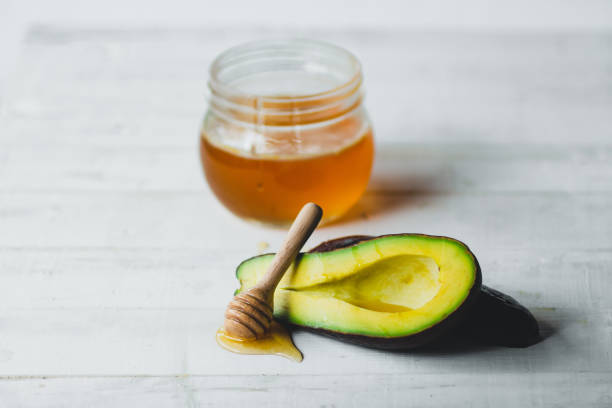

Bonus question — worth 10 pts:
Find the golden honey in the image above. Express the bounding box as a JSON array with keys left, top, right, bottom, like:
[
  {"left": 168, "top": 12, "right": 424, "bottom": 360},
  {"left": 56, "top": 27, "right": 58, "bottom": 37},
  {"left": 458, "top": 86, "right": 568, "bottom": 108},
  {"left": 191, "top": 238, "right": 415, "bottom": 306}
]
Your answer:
[
  {"left": 216, "top": 321, "right": 303, "bottom": 362},
  {"left": 200, "top": 126, "right": 373, "bottom": 225}
]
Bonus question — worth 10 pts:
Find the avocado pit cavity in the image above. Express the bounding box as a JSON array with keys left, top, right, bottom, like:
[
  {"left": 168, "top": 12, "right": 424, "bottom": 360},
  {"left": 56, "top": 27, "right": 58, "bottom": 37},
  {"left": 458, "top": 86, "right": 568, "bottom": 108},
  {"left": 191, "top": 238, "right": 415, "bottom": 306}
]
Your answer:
[{"left": 283, "top": 255, "right": 441, "bottom": 313}]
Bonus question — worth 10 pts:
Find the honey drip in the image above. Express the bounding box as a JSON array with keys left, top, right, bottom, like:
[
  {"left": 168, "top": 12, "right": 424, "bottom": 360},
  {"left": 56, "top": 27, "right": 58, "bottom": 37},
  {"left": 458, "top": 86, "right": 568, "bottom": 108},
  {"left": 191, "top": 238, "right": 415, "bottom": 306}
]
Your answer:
[{"left": 216, "top": 321, "right": 303, "bottom": 362}]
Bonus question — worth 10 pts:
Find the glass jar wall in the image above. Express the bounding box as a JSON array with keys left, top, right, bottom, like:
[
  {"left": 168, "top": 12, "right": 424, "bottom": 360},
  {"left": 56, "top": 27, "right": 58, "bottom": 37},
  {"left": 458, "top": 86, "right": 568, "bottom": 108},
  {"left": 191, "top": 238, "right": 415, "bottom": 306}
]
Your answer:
[{"left": 200, "top": 39, "right": 374, "bottom": 225}]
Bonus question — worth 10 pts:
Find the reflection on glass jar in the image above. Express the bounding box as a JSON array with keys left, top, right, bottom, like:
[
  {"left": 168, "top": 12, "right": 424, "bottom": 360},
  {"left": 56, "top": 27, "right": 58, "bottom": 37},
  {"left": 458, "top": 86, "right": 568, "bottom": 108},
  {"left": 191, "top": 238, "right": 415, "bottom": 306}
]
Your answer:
[{"left": 200, "top": 39, "right": 374, "bottom": 226}]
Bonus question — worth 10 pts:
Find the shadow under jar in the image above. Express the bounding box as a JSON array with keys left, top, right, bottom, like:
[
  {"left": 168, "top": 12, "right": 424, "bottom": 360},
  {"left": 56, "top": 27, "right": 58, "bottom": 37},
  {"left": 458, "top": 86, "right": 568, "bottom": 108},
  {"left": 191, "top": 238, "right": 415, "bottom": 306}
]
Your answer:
[{"left": 200, "top": 39, "right": 374, "bottom": 226}]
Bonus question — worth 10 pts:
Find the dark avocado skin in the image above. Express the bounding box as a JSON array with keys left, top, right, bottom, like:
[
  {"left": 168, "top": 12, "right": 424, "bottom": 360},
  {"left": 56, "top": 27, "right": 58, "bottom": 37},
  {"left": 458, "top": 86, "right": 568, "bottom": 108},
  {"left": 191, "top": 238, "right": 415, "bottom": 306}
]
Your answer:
[
  {"left": 456, "top": 285, "right": 540, "bottom": 347},
  {"left": 310, "top": 235, "right": 540, "bottom": 348},
  {"left": 308, "top": 235, "right": 375, "bottom": 254},
  {"left": 301, "top": 234, "right": 482, "bottom": 350}
]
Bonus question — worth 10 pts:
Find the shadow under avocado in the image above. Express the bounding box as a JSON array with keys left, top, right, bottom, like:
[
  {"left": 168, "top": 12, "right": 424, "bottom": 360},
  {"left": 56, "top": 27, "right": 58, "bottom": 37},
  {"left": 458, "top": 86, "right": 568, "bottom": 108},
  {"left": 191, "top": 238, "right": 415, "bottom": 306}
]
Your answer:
[
  {"left": 406, "top": 303, "right": 562, "bottom": 357},
  {"left": 407, "top": 285, "right": 546, "bottom": 356},
  {"left": 292, "top": 285, "right": 552, "bottom": 357}
]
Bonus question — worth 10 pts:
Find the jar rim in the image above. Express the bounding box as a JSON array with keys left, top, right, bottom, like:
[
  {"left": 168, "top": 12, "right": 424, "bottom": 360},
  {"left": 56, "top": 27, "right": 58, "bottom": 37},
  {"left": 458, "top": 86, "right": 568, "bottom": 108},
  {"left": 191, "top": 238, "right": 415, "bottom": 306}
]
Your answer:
[
  {"left": 208, "top": 38, "right": 362, "bottom": 103},
  {"left": 207, "top": 39, "right": 364, "bottom": 126}
]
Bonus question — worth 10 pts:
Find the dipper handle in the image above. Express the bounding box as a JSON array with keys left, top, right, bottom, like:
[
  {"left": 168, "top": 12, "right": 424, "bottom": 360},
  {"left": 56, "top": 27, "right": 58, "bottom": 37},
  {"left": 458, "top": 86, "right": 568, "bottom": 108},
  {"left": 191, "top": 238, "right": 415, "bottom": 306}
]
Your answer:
[{"left": 254, "top": 202, "right": 322, "bottom": 302}]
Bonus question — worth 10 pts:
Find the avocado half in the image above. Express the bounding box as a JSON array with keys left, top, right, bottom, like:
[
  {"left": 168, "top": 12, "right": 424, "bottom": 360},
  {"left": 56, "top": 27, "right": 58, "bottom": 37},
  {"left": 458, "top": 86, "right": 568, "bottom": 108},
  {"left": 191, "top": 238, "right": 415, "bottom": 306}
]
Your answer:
[
  {"left": 310, "top": 235, "right": 540, "bottom": 348},
  {"left": 310, "top": 236, "right": 540, "bottom": 348},
  {"left": 235, "top": 234, "right": 482, "bottom": 349}
]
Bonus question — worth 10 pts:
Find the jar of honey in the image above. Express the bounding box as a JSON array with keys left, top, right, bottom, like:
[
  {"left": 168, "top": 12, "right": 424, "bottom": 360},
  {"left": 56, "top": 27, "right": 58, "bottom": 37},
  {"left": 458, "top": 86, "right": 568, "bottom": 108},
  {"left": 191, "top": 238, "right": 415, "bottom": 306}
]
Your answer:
[{"left": 200, "top": 39, "right": 374, "bottom": 225}]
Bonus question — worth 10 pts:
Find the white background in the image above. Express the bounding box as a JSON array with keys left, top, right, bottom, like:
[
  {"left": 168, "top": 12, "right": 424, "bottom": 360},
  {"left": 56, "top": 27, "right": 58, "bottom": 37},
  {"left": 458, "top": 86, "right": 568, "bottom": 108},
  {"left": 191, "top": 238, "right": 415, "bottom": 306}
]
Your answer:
[
  {"left": 2, "top": 0, "right": 612, "bottom": 104},
  {"left": 1, "top": 1, "right": 612, "bottom": 407}
]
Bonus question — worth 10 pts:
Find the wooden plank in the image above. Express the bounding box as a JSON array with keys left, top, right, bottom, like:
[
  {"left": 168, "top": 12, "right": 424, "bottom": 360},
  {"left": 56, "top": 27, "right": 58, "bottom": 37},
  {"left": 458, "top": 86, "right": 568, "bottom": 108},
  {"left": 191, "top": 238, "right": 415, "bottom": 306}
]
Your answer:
[
  {"left": 0, "top": 372, "right": 610, "bottom": 408},
  {"left": 0, "top": 191, "right": 610, "bottom": 251},
  {"left": 0, "top": 307, "right": 608, "bottom": 376},
  {"left": 2, "top": 29, "right": 611, "bottom": 147},
  {"left": 0, "top": 247, "right": 609, "bottom": 310},
  {"left": 1, "top": 143, "right": 612, "bottom": 193}
]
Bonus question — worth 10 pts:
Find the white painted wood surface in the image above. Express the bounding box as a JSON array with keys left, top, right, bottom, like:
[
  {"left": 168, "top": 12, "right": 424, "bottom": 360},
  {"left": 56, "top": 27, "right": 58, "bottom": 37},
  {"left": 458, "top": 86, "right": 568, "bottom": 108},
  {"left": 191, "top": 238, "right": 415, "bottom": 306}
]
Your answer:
[{"left": 1, "top": 27, "right": 611, "bottom": 407}]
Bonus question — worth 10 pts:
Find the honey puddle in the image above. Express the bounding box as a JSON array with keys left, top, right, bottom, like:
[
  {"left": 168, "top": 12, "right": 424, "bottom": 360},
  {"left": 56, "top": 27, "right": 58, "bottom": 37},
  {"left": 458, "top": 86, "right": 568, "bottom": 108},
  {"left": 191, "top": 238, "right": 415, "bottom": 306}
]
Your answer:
[{"left": 216, "top": 321, "right": 303, "bottom": 362}]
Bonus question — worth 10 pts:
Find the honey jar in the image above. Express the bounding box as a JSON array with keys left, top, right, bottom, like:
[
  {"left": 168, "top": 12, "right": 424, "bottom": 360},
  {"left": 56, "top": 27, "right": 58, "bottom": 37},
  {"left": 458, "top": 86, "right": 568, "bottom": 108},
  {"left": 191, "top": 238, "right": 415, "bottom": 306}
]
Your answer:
[{"left": 200, "top": 39, "right": 374, "bottom": 225}]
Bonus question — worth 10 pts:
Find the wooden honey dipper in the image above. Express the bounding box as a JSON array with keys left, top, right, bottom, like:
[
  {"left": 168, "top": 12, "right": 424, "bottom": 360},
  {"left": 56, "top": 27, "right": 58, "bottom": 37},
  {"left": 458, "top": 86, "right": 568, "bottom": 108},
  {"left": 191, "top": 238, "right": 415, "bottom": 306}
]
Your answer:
[{"left": 224, "top": 202, "right": 323, "bottom": 341}]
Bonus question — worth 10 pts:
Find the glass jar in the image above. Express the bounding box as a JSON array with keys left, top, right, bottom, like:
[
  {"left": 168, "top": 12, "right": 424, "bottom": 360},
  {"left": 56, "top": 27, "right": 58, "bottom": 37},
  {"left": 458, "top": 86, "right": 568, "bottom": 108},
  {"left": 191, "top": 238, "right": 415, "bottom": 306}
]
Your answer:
[{"left": 200, "top": 39, "right": 374, "bottom": 226}]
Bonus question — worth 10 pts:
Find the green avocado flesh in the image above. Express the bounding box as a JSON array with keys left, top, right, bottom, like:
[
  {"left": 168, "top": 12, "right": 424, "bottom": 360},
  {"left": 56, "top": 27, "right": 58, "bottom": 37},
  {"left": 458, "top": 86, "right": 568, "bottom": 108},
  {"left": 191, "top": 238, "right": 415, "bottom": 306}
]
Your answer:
[{"left": 236, "top": 234, "right": 481, "bottom": 347}]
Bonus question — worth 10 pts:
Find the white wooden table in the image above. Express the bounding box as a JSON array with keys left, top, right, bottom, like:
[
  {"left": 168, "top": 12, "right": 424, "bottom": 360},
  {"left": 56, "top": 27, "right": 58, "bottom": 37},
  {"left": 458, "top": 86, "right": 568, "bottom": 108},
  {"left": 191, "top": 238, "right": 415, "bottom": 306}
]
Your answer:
[{"left": 1, "top": 26, "right": 611, "bottom": 407}]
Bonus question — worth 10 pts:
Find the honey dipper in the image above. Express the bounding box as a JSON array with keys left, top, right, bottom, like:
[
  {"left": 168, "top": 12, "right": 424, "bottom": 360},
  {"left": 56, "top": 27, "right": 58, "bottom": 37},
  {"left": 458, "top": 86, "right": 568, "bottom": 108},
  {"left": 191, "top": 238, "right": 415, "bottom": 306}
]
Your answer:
[{"left": 224, "top": 202, "right": 323, "bottom": 341}]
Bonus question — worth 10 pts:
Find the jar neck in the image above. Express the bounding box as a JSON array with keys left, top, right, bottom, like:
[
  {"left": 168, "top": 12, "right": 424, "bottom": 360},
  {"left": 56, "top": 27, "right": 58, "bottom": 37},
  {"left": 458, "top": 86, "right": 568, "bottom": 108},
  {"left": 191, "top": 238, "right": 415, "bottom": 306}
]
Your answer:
[{"left": 207, "top": 39, "right": 364, "bottom": 127}]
